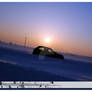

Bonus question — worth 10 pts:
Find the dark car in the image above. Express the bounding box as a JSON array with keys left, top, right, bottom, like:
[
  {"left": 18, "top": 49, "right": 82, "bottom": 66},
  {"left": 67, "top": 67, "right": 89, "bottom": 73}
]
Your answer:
[{"left": 32, "top": 46, "right": 64, "bottom": 59}]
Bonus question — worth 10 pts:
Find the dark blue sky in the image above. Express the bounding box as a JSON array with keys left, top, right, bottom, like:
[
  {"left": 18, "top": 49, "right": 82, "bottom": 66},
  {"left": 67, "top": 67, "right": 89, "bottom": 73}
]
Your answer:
[{"left": 0, "top": 2, "right": 92, "bottom": 56}]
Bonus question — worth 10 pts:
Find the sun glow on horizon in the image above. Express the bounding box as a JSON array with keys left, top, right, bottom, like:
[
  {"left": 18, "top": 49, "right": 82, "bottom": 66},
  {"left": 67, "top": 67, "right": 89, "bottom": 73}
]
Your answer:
[{"left": 44, "top": 38, "right": 51, "bottom": 43}]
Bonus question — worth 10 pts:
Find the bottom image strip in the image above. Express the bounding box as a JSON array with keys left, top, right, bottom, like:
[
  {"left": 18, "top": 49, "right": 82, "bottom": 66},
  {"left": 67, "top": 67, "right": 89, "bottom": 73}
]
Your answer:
[{"left": 0, "top": 81, "right": 92, "bottom": 89}]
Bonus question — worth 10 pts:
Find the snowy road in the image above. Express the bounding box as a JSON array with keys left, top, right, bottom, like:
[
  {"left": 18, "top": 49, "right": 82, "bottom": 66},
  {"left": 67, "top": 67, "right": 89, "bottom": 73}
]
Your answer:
[{"left": 0, "top": 46, "right": 92, "bottom": 81}]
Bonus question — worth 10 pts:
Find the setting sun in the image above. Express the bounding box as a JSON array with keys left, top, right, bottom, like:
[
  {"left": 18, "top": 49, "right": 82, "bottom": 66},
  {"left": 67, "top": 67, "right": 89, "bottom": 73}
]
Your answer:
[{"left": 45, "top": 38, "right": 51, "bottom": 43}]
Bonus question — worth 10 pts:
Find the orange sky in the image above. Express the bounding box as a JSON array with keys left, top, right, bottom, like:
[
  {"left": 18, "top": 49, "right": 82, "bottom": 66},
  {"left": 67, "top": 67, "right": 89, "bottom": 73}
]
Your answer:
[{"left": 0, "top": 29, "right": 92, "bottom": 57}]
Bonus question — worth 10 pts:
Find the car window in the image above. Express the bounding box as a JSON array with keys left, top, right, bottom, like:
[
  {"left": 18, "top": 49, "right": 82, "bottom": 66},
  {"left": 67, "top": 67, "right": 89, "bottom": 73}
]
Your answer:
[
  {"left": 39, "top": 47, "right": 45, "bottom": 51},
  {"left": 48, "top": 49, "right": 54, "bottom": 54},
  {"left": 48, "top": 49, "right": 52, "bottom": 52}
]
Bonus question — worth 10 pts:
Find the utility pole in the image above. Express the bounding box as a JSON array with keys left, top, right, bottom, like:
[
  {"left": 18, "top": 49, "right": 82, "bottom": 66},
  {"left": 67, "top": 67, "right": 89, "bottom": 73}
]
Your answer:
[{"left": 24, "top": 35, "right": 27, "bottom": 47}]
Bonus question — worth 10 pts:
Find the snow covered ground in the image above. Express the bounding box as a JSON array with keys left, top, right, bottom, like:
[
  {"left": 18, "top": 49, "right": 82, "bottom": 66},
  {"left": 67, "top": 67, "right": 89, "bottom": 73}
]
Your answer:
[{"left": 0, "top": 41, "right": 92, "bottom": 81}]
